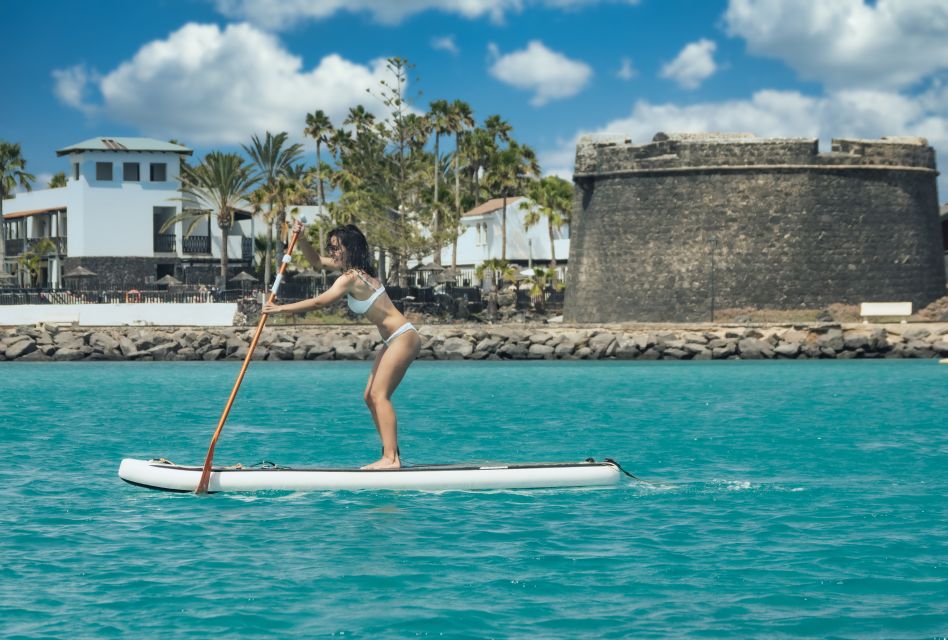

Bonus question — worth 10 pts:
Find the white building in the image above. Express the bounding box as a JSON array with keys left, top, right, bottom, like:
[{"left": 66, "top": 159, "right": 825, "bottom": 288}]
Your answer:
[
  {"left": 1, "top": 137, "right": 255, "bottom": 289},
  {"left": 433, "top": 196, "right": 570, "bottom": 280}
]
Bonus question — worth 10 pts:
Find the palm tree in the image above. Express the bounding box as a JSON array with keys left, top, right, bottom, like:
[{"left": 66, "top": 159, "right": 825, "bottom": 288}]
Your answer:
[
  {"left": 344, "top": 105, "right": 376, "bottom": 136},
  {"left": 521, "top": 266, "right": 562, "bottom": 312},
  {"left": 448, "top": 99, "right": 474, "bottom": 270},
  {"left": 475, "top": 258, "right": 517, "bottom": 290},
  {"left": 484, "top": 141, "right": 540, "bottom": 260},
  {"left": 0, "top": 142, "right": 36, "bottom": 270},
  {"left": 271, "top": 167, "right": 311, "bottom": 234},
  {"left": 179, "top": 152, "right": 259, "bottom": 284},
  {"left": 303, "top": 109, "right": 332, "bottom": 212},
  {"left": 484, "top": 115, "right": 512, "bottom": 144},
  {"left": 521, "top": 175, "right": 572, "bottom": 269},
  {"left": 17, "top": 237, "right": 57, "bottom": 287},
  {"left": 428, "top": 99, "right": 452, "bottom": 263},
  {"left": 242, "top": 131, "right": 303, "bottom": 260},
  {"left": 246, "top": 187, "right": 275, "bottom": 282},
  {"left": 464, "top": 126, "right": 496, "bottom": 207},
  {"left": 49, "top": 172, "right": 68, "bottom": 188},
  {"left": 327, "top": 127, "right": 353, "bottom": 160}
]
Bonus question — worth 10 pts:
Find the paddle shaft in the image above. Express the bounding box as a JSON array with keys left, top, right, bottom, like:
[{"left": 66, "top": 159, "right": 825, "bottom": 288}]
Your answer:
[{"left": 195, "top": 227, "right": 304, "bottom": 494}]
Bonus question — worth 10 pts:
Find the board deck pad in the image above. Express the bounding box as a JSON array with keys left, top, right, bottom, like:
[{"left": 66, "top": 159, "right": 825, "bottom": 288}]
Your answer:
[{"left": 118, "top": 458, "right": 622, "bottom": 492}]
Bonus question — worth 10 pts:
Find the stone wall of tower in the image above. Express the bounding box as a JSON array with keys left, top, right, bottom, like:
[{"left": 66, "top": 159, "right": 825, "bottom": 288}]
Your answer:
[{"left": 564, "top": 134, "right": 945, "bottom": 322}]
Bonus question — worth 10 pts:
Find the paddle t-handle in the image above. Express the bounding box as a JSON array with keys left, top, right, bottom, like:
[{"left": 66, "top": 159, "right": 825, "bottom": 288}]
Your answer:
[{"left": 195, "top": 217, "right": 307, "bottom": 494}]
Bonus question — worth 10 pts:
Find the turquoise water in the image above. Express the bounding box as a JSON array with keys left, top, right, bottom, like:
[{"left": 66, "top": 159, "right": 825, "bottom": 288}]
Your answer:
[{"left": 1, "top": 360, "right": 946, "bottom": 638}]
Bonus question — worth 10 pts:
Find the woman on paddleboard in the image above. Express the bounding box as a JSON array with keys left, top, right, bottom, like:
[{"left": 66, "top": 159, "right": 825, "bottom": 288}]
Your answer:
[{"left": 263, "top": 220, "right": 421, "bottom": 470}]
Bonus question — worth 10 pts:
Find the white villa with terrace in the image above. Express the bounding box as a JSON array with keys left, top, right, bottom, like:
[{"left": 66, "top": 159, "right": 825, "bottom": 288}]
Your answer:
[
  {"left": 1, "top": 137, "right": 255, "bottom": 290},
  {"left": 430, "top": 196, "right": 570, "bottom": 283}
]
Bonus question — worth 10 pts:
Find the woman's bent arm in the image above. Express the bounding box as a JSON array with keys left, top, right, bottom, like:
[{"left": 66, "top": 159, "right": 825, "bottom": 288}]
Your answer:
[{"left": 297, "top": 234, "right": 335, "bottom": 269}]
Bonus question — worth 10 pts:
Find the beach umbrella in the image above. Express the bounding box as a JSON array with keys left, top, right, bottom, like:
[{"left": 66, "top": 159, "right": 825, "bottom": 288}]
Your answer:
[
  {"left": 410, "top": 262, "right": 444, "bottom": 286},
  {"left": 63, "top": 265, "right": 97, "bottom": 291},
  {"left": 156, "top": 274, "right": 182, "bottom": 286},
  {"left": 228, "top": 271, "right": 257, "bottom": 283},
  {"left": 293, "top": 268, "right": 322, "bottom": 294},
  {"left": 412, "top": 262, "right": 445, "bottom": 272},
  {"left": 229, "top": 270, "right": 258, "bottom": 293},
  {"left": 435, "top": 268, "right": 459, "bottom": 285},
  {"left": 64, "top": 265, "right": 97, "bottom": 278}
]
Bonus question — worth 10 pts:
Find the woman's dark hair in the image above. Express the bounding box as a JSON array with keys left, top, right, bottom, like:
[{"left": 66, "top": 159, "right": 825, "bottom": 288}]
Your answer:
[{"left": 327, "top": 224, "right": 377, "bottom": 277}]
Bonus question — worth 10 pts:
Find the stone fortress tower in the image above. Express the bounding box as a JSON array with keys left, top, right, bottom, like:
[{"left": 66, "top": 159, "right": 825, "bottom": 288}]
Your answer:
[{"left": 564, "top": 133, "right": 946, "bottom": 323}]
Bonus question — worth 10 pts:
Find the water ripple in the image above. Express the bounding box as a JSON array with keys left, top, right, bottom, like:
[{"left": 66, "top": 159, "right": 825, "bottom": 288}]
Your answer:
[{"left": 0, "top": 360, "right": 945, "bottom": 638}]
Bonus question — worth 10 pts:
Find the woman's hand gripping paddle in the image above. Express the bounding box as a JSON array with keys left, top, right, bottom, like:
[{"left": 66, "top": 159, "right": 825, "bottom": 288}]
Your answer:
[{"left": 195, "top": 219, "right": 307, "bottom": 494}]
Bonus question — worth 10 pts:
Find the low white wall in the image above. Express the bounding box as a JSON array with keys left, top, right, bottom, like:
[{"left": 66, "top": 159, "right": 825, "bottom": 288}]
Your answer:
[{"left": 0, "top": 303, "right": 237, "bottom": 326}]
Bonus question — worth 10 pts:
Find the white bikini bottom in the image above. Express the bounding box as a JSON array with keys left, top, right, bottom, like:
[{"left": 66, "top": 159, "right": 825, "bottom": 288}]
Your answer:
[{"left": 383, "top": 322, "right": 417, "bottom": 347}]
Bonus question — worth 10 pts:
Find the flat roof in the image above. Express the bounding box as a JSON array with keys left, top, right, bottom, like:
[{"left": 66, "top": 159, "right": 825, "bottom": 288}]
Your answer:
[
  {"left": 3, "top": 206, "right": 67, "bottom": 220},
  {"left": 56, "top": 137, "right": 192, "bottom": 156}
]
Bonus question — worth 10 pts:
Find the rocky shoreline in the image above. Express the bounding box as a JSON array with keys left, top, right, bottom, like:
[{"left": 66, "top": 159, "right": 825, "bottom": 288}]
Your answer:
[{"left": 2, "top": 323, "right": 947, "bottom": 362}]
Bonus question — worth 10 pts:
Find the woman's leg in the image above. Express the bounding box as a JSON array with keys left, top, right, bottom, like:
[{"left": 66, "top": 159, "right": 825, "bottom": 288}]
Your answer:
[
  {"left": 364, "top": 346, "right": 386, "bottom": 440},
  {"left": 361, "top": 331, "right": 421, "bottom": 469}
]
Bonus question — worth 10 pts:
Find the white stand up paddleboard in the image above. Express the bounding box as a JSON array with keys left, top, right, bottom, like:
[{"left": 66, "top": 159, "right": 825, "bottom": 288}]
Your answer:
[{"left": 118, "top": 458, "right": 622, "bottom": 492}]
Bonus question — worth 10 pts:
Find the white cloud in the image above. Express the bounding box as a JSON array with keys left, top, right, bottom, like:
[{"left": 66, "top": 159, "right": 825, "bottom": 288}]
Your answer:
[
  {"left": 539, "top": 0, "right": 639, "bottom": 9},
  {"left": 214, "top": 0, "right": 514, "bottom": 28},
  {"left": 724, "top": 0, "right": 948, "bottom": 90},
  {"left": 616, "top": 57, "right": 636, "bottom": 81},
  {"left": 52, "top": 65, "right": 97, "bottom": 114},
  {"left": 540, "top": 87, "right": 948, "bottom": 192},
  {"left": 212, "top": 0, "right": 639, "bottom": 29},
  {"left": 37, "top": 173, "right": 55, "bottom": 189},
  {"left": 488, "top": 40, "right": 593, "bottom": 106},
  {"left": 52, "top": 22, "right": 395, "bottom": 146},
  {"left": 660, "top": 39, "right": 717, "bottom": 89},
  {"left": 431, "top": 35, "right": 459, "bottom": 55}
]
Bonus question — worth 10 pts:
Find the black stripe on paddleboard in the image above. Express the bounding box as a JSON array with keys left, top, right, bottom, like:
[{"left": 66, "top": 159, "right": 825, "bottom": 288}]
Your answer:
[
  {"left": 144, "top": 461, "right": 616, "bottom": 473},
  {"left": 121, "top": 477, "right": 214, "bottom": 494}
]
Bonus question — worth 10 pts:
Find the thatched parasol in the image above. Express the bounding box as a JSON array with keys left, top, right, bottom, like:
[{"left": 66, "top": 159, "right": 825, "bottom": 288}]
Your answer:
[
  {"left": 411, "top": 262, "right": 445, "bottom": 272},
  {"left": 63, "top": 265, "right": 97, "bottom": 278},
  {"left": 435, "top": 268, "right": 459, "bottom": 285},
  {"left": 229, "top": 271, "right": 258, "bottom": 283}
]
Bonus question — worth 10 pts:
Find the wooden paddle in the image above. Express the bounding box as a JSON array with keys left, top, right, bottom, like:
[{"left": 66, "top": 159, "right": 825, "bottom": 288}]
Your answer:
[{"left": 195, "top": 220, "right": 306, "bottom": 494}]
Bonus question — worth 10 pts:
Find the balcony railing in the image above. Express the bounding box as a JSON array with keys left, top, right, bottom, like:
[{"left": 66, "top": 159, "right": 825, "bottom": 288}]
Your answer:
[
  {"left": 4, "top": 237, "right": 67, "bottom": 257},
  {"left": 183, "top": 235, "right": 211, "bottom": 254},
  {"left": 153, "top": 233, "right": 176, "bottom": 253}
]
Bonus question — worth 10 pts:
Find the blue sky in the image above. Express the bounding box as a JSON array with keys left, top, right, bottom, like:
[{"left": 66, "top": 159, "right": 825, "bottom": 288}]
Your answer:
[{"left": 3, "top": 0, "right": 947, "bottom": 197}]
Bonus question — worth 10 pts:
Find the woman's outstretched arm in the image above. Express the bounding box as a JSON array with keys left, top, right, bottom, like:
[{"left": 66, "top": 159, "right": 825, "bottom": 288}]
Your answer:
[{"left": 263, "top": 273, "right": 352, "bottom": 315}]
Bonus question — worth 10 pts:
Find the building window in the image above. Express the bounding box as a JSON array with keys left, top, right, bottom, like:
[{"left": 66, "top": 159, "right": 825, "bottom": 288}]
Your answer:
[
  {"left": 96, "top": 162, "right": 113, "bottom": 181},
  {"left": 150, "top": 163, "right": 167, "bottom": 182},
  {"left": 476, "top": 223, "right": 488, "bottom": 246},
  {"left": 73, "top": 163, "right": 80, "bottom": 180},
  {"left": 153, "top": 206, "right": 176, "bottom": 253},
  {"left": 123, "top": 162, "right": 140, "bottom": 182}
]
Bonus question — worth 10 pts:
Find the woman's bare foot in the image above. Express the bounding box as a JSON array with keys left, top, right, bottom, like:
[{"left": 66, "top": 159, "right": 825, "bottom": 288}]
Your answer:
[{"left": 361, "top": 455, "right": 400, "bottom": 470}]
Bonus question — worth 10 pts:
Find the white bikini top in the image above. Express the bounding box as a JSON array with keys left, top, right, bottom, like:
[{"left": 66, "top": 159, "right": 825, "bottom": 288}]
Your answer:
[{"left": 347, "top": 271, "right": 386, "bottom": 315}]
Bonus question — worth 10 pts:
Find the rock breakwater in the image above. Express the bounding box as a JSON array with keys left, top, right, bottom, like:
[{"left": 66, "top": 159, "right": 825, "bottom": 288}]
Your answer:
[{"left": 2, "top": 324, "right": 947, "bottom": 362}]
